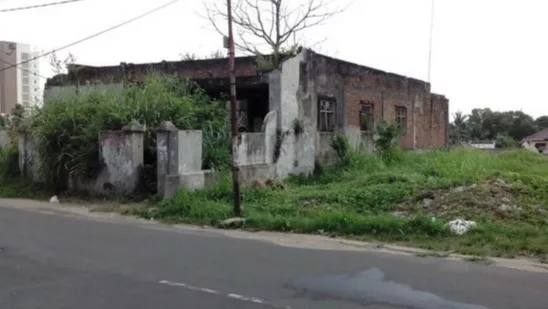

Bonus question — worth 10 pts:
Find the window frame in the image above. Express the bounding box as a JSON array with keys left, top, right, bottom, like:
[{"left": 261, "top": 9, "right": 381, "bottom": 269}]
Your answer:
[
  {"left": 317, "top": 96, "right": 337, "bottom": 132},
  {"left": 395, "top": 105, "right": 408, "bottom": 131},
  {"left": 359, "top": 101, "right": 375, "bottom": 132}
]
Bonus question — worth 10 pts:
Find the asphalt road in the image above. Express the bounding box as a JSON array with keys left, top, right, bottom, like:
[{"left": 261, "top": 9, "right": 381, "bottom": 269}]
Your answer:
[{"left": 0, "top": 203, "right": 547, "bottom": 309}]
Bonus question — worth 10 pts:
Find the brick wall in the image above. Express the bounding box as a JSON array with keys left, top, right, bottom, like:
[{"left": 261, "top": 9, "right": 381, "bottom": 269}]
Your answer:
[{"left": 310, "top": 52, "right": 448, "bottom": 149}]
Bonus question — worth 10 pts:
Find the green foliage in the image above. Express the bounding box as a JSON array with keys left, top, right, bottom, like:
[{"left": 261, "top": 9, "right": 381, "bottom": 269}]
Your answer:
[
  {"left": 0, "top": 145, "right": 49, "bottom": 198},
  {"left": 495, "top": 134, "right": 518, "bottom": 149},
  {"left": 10, "top": 104, "right": 25, "bottom": 128},
  {"left": 535, "top": 116, "right": 548, "bottom": 130},
  {"left": 451, "top": 108, "right": 545, "bottom": 145},
  {"left": 0, "top": 145, "right": 19, "bottom": 179},
  {"left": 329, "top": 133, "right": 351, "bottom": 166},
  {"left": 255, "top": 44, "right": 301, "bottom": 69},
  {"left": 373, "top": 119, "right": 403, "bottom": 160},
  {"left": 152, "top": 148, "right": 548, "bottom": 258},
  {"left": 180, "top": 52, "right": 198, "bottom": 60},
  {"left": 27, "top": 74, "right": 230, "bottom": 191},
  {"left": 449, "top": 111, "right": 468, "bottom": 145}
]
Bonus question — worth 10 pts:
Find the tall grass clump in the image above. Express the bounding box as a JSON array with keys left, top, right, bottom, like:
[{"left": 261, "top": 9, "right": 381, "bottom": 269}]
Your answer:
[
  {"left": 27, "top": 74, "right": 230, "bottom": 192},
  {"left": 329, "top": 132, "right": 351, "bottom": 166},
  {"left": 0, "top": 145, "right": 19, "bottom": 179},
  {"left": 373, "top": 119, "right": 404, "bottom": 162}
]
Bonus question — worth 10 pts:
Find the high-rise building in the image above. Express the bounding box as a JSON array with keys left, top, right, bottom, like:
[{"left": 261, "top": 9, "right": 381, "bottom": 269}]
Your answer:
[{"left": 0, "top": 41, "right": 41, "bottom": 114}]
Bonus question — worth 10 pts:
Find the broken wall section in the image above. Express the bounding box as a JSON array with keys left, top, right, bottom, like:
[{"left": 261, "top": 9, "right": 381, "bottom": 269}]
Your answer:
[
  {"left": 69, "top": 121, "right": 145, "bottom": 196},
  {"left": 0, "top": 130, "right": 10, "bottom": 149},
  {"left": 156, "top": 121, "right": 217, "bottom": 198}
]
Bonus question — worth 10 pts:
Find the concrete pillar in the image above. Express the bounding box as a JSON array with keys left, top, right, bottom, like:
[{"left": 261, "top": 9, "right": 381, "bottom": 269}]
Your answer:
[
  {"left": 18, "top": 131, "right": 41, "bottom": 182},
  {"left": 97, "top": 120, "right": 145, "bottom": 194},
  {"left": 156, "top": 120, "right": 203, "bottom": 197},
  {"left": 156, "top": 121, "right": 178, "bottom": 196},
  {"left": 0, "top": 130, "right": 9, "bottom": 149}
]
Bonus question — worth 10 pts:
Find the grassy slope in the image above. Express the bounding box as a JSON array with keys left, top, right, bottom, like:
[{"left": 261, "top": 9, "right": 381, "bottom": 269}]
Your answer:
[{"left": 148, "top": 148, "right": 548, "bottom": 260}]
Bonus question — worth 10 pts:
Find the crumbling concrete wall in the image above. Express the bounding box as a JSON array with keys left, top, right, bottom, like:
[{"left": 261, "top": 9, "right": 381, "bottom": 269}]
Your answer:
[
  {"left": 233, "top": 111, "right": 278, "bottom": 185},
  {"left": 239, "top": 164, "right": 276, "bottom": 185},
  {"left": 273, "top": 50, "right": 317, "bottom": 178},
  {"left": 237, "top": 133, "right": 266, "bottom": 166},
  {"left": 18, "top": 132, "right": 42, "bottom": 182},
  {"left": 316, "top": 132, "right": 336, "bottom": 165},
  {"left": 69, "top": 121, "right": 145, "bottom": 196},
  {"left": 0, "top": 130, "right": 10, "bottom": 149},
  {"left": 156, "top": 122, "right": 216, "bottom": 198}
]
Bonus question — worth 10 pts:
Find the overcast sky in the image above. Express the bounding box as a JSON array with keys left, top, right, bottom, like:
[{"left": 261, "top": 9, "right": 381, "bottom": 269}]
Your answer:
[{"left": 1, "top": 0, "right": 547, "bottom": 118}]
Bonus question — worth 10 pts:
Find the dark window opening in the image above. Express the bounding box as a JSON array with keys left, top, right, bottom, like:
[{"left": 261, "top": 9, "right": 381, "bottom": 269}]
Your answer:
[
  {"left": 535, "top": 143, "right": 547, "bottom": 153},
  {"left": 204, "top": 85, "right": 269, "bottom": 133},
  {"left": 318, "top": 97, "right": 336, "bottom": 132},
  {"left": 360, "top": 102, "right": 374, "bottom": 131},
  {"left": 396, "top": 106, "right": 407, "bottom": 130}
]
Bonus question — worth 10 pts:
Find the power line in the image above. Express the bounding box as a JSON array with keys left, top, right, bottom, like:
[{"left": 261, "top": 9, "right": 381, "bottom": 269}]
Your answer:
[
  {"left": 0, "top": 58, "right": 48, "bottom": 79},
  {"left": 0, "top": 0, "right": 180, "bottom": 74},
  {"left": 0, "top": 0, "right": 85, "bottom": 13}
]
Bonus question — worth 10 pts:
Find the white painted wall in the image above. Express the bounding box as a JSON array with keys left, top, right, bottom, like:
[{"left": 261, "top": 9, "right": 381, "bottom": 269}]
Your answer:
[
  {"left": 275, "top": 50, "right": 316, "bottom": 178},
  {"left": 469, "top": 142, "right": 496, "bottom": 149}
]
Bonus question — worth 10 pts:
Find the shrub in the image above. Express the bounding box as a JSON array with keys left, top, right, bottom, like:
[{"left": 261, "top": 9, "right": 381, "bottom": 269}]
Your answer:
[
  {"left": 495, "top": 134, "right": 518, "bottom": 149},
  {"left": 0, "top": 145, "right": 19, "bottom": 179},
  {"left": 373, "top": 119, "right": 403, "bottom": 161},
  {"left": 329, "top": 132, "right": 351, "bottom": 166}
]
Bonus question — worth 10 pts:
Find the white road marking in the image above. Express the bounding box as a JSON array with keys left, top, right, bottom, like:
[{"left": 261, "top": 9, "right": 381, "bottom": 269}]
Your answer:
[
  {"left": 159, "top": 280, "right": 293, "bottom": 308},
  {"left": 158, "top": 280, "right": 221, "bottom": 295},
  {"left": 227, "top": 293, "right": 265, "bottom": 304}
]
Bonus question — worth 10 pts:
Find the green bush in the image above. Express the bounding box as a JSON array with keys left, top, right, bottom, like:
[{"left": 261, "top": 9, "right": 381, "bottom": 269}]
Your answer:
[
  {"left": 495, "top": 134, "right": 518, "bottom": 149},
  {"left": 373, "top": 119, "right": 403, "bottom": 161},
  {"left": 27, "top": 74, "right": 230, "bottom": 192},
  {"left": 329, "top": 132, "right": 351, "bottom": 166},
  {"left": 0, "top": 145, "right": 19, "bottom": 179}
]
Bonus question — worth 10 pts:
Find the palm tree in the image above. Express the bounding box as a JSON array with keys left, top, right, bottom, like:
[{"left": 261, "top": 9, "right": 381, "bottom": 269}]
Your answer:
[{"left": 452, "top": 111, "right": 469, "bottom": 144}]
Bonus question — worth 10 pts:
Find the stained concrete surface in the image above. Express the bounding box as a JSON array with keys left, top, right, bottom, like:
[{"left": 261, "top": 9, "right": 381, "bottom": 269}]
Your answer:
[{"left": 0, "top": 203, "right": 547, "bottom": 309}]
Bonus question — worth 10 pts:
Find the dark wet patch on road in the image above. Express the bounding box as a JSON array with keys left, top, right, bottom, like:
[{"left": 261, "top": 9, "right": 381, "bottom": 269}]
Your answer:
[{"left": 285, "top": 268, "right": 489, "bottom": 309}]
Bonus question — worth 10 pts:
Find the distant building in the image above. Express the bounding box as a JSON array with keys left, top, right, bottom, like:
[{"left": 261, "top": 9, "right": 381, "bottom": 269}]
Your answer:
[
  {"left": 521, "top": 128, "right": 548, "bottom": 155},
  {"left": 0, "top": 41, "right": 41, "bottom": 114}
]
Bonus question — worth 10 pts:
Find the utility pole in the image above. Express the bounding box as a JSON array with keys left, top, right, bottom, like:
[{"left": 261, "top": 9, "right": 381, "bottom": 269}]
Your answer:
[
  {"left": 427, "top": 0, "right": 436, "bottom": 84},
  {"left": 226, "top": 0, "right": 242, "bottom": 217}
]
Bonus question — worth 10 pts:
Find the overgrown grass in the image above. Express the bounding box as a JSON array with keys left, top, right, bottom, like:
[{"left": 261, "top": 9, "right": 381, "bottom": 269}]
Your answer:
[
  {"left": 0, "top": 146, "right": 50, "bottom": 199},
  {"left": 143, "top": 148, "right": 548, "bottom": 259}
]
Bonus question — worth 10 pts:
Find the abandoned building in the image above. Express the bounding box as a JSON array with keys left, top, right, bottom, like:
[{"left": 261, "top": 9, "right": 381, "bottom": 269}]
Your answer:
[{"left": 45, "top": 48, "right": 449, "bottom": 180}]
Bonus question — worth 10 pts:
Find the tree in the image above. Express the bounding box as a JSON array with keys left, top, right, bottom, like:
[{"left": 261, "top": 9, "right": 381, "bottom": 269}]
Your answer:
[
  {"left": 460, "top": 108, "right": 538, "bottom": 143},
  {"left": 505, "top": 111, "right": 537, "bottom": 141},
  {"left": 203, "top": 0, "right": 345, "bottom": 66},
  {"left": 451, "top": 111, "right": 468, "bottom": 144},
  {"left": 180, "top": 50, "right": 226, "bottom": 60},
  {"left": 467, "top": 108, "right": 491, "bottom": 140},
  {"left": 535, "top": 116, "right": 548, "bottom": 130},
  {"left": 49, "top": 52, "right": 76, "bottom": 75}
]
